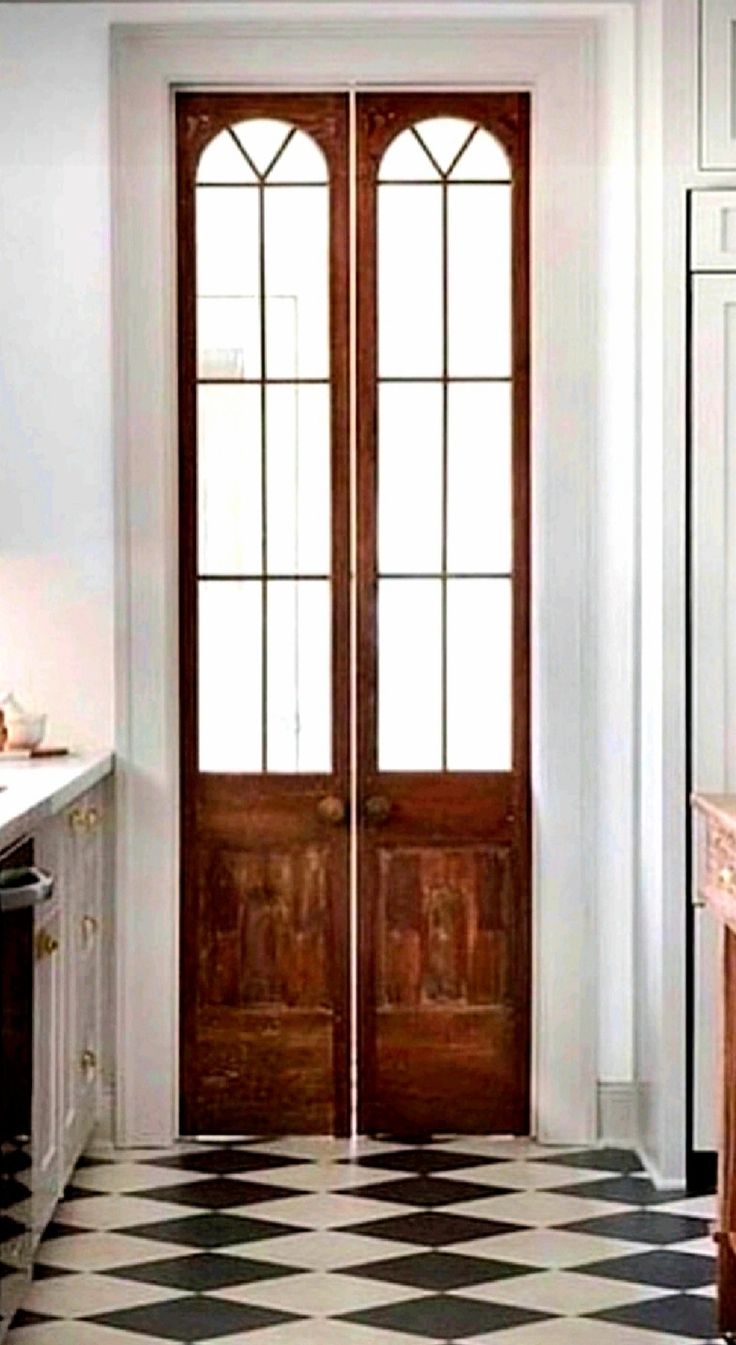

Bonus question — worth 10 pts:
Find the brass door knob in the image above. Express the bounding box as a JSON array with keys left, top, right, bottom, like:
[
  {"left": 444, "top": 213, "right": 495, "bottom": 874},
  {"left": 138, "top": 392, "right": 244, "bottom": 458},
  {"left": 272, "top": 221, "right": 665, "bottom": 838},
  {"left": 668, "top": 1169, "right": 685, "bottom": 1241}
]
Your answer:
[
  {"left": 363, "top": 795, "right": 392, "bottom": 824},
  {"left": 316, "top": 795, "right": 347, "bottom": 825}
]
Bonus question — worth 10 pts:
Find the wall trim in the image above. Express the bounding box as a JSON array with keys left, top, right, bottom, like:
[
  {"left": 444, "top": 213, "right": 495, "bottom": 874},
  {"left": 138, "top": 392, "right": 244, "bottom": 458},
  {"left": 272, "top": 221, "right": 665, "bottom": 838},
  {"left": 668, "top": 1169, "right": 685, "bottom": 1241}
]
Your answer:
[
  {"left": 112, "top": 8, "right": 634, "bottom": 1147},
  {"left": 597, "top": 1082, "right": 639, "bottom": 1147}
]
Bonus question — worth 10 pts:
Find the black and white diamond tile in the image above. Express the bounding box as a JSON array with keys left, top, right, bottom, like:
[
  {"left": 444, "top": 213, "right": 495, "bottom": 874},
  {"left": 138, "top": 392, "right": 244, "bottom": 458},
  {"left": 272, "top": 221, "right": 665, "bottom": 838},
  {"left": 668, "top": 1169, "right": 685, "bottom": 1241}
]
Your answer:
[{"left": 7, "top": 1139, "right": 718, "bottom": 1343}]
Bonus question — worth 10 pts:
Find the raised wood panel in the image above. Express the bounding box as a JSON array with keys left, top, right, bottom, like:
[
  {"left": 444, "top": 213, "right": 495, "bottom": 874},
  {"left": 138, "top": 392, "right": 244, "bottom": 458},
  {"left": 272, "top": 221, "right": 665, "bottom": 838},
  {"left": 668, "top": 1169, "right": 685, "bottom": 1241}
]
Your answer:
[
  {"left": 701, "top": 2, "right": 736, "bottom": 169},
  {"left": 196, "top": 845, "right": 332, "bottom": 1011},
  {"left": 376, "top": 847, "right": 513, "bottom": 1009}
]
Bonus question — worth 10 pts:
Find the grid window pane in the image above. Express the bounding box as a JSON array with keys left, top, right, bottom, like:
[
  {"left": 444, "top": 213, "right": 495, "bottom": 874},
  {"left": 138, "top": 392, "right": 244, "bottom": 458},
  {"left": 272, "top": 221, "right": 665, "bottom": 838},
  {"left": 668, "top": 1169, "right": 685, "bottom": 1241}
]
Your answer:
[
  {"left": 266, "top": 385, "right": 331, "bottom": 576},
  {"left": 447, "top": 183, "right": 511, "bottom": 377},
  {"left": 264, "top": 186, "right": 329, "bottom": 379},
  {"left": 198, "top": 385, "right": 262, "bottom": 576},
  {"left": 447, "top": 578, "right": 512, "bottom": 770},
  {"left": 378, "top": 184, "right": 443, "bottom": 378},
  {"left": 198, "top": 581, "right": 262, "bottom": 772},
  {"left": 267, "top": 581, "right": 331, "bottom": 772},
  {"left": 378, "top": 383, "right": 443, "bottom": 574},
  {"left": 378, "top": 579, "right": 442, "bottom": 771},
  {"left": 447, "top": 383, "right": 512, "bottom": 574}
]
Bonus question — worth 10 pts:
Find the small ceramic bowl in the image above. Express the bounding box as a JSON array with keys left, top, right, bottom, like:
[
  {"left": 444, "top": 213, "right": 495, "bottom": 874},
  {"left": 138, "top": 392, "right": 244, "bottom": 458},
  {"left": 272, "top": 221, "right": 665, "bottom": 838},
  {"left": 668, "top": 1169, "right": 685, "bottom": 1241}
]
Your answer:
[{"left": 6, "top": 713, "right": 47, "bottom": 750}]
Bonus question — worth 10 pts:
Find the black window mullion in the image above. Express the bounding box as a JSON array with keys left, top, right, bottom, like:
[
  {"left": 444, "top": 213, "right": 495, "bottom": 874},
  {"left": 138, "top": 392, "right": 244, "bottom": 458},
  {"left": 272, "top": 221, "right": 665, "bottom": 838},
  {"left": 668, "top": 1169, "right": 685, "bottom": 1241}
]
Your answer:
[
  {"left": 259, "top": 179, "right": 269, "bottom": 772},
  {"left": 441, "top": 176, "right": 449, "bottom": 773}
]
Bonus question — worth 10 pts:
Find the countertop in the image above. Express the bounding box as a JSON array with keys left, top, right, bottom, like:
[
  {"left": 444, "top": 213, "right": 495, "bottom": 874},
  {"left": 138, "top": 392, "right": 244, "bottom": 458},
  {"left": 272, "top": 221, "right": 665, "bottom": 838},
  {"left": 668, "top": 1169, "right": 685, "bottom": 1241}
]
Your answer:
[{"left": 0, "top": 751, "right": 114, "bottom": 852}]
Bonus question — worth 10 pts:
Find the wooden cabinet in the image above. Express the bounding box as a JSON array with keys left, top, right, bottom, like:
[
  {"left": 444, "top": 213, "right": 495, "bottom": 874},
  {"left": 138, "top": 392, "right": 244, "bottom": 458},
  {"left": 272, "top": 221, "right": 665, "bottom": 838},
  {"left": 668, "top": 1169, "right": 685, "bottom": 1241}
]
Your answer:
[
  {"left": 31, "top": 780, "right": 109, "bottom": 1214},
  {"left": 693, "top": 793, "right": 736, "bottom": 1337}
]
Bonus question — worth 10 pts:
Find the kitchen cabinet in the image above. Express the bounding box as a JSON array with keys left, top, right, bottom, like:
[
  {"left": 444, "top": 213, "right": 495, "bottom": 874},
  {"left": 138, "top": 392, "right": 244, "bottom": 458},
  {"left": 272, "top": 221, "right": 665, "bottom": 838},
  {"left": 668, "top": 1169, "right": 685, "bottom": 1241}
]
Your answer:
[{"left": 32, "top": 780, "right": 108, "bottom": 1205}]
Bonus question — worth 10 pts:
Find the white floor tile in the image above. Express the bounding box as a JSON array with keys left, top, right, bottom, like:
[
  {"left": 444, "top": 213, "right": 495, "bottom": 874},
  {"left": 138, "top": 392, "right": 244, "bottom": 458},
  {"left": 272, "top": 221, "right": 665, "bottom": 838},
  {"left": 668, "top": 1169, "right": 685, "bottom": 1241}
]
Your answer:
[
  {"left": 235, "top": 1230, "right": 414, "bottom": 1270},
  {"left": 245, "top": 1137, "right": 398, "bottom": 1161},
  {"left": 654, "top": 1194, "right": 717, "bottom": 1218},
  {"left": 19, "top": 1271, "right": 184, "bottom": 1319},
  {"left": 439, "top": 1138, "right": 571, "bottom": 1161},
  {"left": 213, "top": 1269, "right": 427, "bottom": 1316},
  {"left": 442, "top": 1190, "right": 629, "bottom": 1226},
  {"left": 465, "top": 1319, "right": 699, "bottom": 1344},
  {"left": 200, "top": 1320, "right": 429, "bottom": 1345},
  {"left": 448, "top": 1162, "right": 607, "bottom": 1191},
  {"left": 71, "top": 1162, "right": 211, "bottom": 1193},
  {"left": 452, "top": 1268, "right": 670, "bottom": 1315},
  {"left": 54, "top": 1193, "right": 190, "bottom": 1229},
  {"left": 8, "top": 1325, "right": 174, "bottom": 1344},
  {"left": 242, "top": 1163, "right": 399, "bottom": 1193},
  {"left": 35, "top": 1230, "right": 198, "bottom": 1272},
  {"left": 457, "top": 1228, "right": 650, "bottom": 1267},
  {"left": 231, "top": 1192, "right": 398, "bottom": 1229}
]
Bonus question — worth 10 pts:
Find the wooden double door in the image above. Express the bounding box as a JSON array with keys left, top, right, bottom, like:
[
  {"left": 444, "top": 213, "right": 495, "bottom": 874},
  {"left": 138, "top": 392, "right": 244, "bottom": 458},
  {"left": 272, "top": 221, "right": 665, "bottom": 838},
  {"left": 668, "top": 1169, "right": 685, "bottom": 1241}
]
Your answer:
[{"left": 178, "top": 91, "right": 530, "bottom": 1138}]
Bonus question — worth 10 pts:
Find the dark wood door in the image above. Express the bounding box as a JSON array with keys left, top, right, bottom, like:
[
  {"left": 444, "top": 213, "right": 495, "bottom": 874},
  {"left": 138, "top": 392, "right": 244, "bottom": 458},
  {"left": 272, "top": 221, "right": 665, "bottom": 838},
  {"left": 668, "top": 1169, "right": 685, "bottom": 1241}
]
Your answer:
[
  {"left": 178, "top": 90, "right": 530, "bottom": 1138},
  {"left": 356, "top": 93, "right": 531, "bottom": 1136},
  {"left": 178, "top": 94, "right": 351, "bottom": 1136}
]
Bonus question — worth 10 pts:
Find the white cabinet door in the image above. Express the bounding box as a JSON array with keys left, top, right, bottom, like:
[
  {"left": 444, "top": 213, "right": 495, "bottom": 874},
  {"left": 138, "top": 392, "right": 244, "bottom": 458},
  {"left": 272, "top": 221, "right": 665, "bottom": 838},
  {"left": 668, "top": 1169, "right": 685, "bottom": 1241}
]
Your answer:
[
  {"left": 32, "top": 902, "right": 62, "bottom": 1237},
  {"left": 63, "top": 791, "right": 105, "bottom": 1172},
  {"left": 691, "top": 270, "right": 736, "bottom": 1150}
]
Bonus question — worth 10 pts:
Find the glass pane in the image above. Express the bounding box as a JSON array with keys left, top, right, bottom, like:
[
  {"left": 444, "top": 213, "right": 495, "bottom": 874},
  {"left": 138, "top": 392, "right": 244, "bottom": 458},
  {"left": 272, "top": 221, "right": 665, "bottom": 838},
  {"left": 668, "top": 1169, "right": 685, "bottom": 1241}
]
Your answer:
[
  {"left": 269, "top": 129, "right": 327, "bottom": 183},
  {"left": 267, "top": 580, "right": 331, "bottom": 772},
  {"left": 198, "top": 386, "right": 262, "bottom": 575},
  {"left": 447, "top": 183, "right": 511, "bottom": 377},
  {"left": 197, "top": 298, "right": 260, "bottom": 380},
  {"left": 378, "top": 185, "right": 443, "bottom": 377},
  {"left": 197, "top": 130, "right": 256, "bottom": 184},
  {"left": 447, "top": 578, "right": 512, "bottom": 770},
  {"left": 231, "top": 118, "right": 292, "bottom": 176},
  {"left": 378, "top": 383, "right": 443, "bottom": 573},
  {"left": 196, "top": 188, "right": 261, "bottom": 379},
  {"left": 198, "top": 581, "right": 262, "bottom": 772},
  {"left": 449, "top": 127, "right": 510, "bottom": 182},
  {"left": 378, "top": 579, "right": 442, "bottom": 770},
  {"left": 196, "top": 187, "right": 260, "bottom": 298},
  {"left": 447, "top": 383, "right": 512, "bottom": 574},
  {"left": 266, "top": 384, "right": 330, "bottom": 576},
  {"left": 379, "top": 129, "right": 438, "bottom": 182},
  {"left": 414, "top": 117, "right": 475, "bottom": 174},
  {"left": 264, "top": 186, "right": 329, "bottom": 379}
]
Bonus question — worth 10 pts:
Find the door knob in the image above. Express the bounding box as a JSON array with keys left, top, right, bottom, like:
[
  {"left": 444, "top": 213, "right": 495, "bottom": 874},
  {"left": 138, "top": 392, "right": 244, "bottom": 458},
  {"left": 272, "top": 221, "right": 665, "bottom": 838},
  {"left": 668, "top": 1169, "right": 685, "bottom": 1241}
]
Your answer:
[
  {"left": 363, "top": 795, "right": 392, "bottom": 824},
  {"left": 316, "top": 795, "right": 347, "bottom": 825}
]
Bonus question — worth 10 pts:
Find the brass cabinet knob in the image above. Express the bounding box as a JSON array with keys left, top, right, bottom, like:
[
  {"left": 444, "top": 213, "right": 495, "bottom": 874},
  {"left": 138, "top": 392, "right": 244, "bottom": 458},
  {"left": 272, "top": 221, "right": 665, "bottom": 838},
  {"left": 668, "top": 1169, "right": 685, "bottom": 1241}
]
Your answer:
[
  {"left": 36, "top": 929, "right": 60, "bottom": 959},
  {"left": 69, "top": 807, "right": 87, "bottom": 833},
  {"left": 363, "top": 795, "right": 392, "bottom": 825},
  {"left": 86, "top": 805, "right": 102, "bottom": 830},
  {"left": 719, "top": 865, "right": 736, "bottom": 889},
  {"left": 316, "top": 795, "right": 347, "bottom": 825}
]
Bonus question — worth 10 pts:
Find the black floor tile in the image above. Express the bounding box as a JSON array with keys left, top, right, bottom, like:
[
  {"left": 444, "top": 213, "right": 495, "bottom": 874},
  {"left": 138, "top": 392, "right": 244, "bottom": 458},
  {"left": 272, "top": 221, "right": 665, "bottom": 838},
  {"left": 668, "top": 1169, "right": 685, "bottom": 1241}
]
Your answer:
[
  {"left": 39, "top": 1220, "right": 85, "bottom": 1241},
  {"left": 60, "top": 1182, "right": 104, "bottom": 1201},
  {"left": 344, "top": 1209, "right": 524, "bottom": 1245},
  {"left": 9, "top": 1309, "right": 56, "bottom": 1327},
  {"left": 577, "top": 1249, "right": 717, "bottom": 1289},
  {"left": 31, "top": 1262, "right": 73, "bottom": 1280},
  {"left": 590, "top": 1291, "right": 718, "bottom": 1339},
  {"left": 88, "top": 1296, "right": 301, "bottom": 1341},
  {"left": 119, "top": 1212, "right": 306, "bottom": 1248},
  {"left": 340, "top": 1148, "right": 501, "bottom": 1175},
  {"left": 105, "top": 1250, "right": 303, "bottom": 1291},
  {"left": 339, "top": 1248, "right": 539, "bottom": 1291},
  {"left": 134, "top": 1177, "right": 301, "bottom": 1209},
  {"left": 145, "top": 1147, "right": 304, "bottom": 1175},
  {"left": 559, "top": 1210, "right": 712, "bottom": 1245},
  {"left": 74, "top": 1154, "right": 113, "bottom": 1169},
  {"left": 342, "top": 1293, "right": 552, "bottom": 1338},
  {"left": 538, "top": 1147, "right": 645, "bottom": 1174},
  {"left": 548, "top": 1175, "right": 679, "bottom": 1205},
  {"left": 344, "top": 1174, "right": 510, "bottom": 1207}
]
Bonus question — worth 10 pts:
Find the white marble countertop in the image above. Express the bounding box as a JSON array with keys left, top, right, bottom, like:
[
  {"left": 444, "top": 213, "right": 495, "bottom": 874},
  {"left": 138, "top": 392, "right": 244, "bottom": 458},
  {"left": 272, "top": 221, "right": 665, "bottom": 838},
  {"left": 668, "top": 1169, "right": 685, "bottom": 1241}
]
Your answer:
[{"left": 0, "top": 750, "right": 114, "bottom": 852}]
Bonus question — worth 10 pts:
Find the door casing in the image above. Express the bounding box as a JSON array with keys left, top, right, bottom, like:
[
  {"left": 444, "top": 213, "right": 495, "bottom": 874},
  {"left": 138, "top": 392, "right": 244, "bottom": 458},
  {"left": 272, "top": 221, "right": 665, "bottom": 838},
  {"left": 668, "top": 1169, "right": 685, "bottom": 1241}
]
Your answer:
[{"left": 111, "top": 12, "right": 634, "bottom": 1149}]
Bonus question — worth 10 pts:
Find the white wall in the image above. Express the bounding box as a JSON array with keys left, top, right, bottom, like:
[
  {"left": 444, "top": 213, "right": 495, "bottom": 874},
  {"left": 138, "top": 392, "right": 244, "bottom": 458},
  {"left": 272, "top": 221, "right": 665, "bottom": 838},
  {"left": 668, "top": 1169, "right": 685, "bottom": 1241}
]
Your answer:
[
  {"left": 0, "top": 9, "right": 114, "bottom": 748},
  {"left": 0, "top": 0, "right": 639, "bottom": 1136}
]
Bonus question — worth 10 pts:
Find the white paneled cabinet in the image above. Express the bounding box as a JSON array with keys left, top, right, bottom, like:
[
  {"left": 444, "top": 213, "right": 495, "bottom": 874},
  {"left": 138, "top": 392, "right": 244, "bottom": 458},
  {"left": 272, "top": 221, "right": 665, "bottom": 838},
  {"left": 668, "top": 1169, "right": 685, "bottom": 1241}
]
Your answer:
[
  {"left": 690, "top": 199, "right": 736, "bottom": 1152},
  {"left": 32, "top": 781, "right": 108, "bottom": 1214}
]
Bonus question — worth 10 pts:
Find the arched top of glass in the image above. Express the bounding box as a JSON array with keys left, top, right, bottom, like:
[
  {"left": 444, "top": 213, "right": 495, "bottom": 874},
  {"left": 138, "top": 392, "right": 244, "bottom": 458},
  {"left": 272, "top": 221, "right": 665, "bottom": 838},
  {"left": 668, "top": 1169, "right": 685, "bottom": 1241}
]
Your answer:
[
  {"left": 196, "top": 118, "right": 328, "bottom": 185},
  {"left": 378, "top": 117, "right": 510, "bottom": 184}
]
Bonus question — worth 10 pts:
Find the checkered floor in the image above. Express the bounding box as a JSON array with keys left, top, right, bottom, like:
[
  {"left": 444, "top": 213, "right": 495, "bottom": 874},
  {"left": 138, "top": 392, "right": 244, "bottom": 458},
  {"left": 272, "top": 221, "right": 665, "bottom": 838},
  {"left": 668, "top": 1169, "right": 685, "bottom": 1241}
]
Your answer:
[{"left": 7, "top": 1137, "right": 718, "bottom": 1343}]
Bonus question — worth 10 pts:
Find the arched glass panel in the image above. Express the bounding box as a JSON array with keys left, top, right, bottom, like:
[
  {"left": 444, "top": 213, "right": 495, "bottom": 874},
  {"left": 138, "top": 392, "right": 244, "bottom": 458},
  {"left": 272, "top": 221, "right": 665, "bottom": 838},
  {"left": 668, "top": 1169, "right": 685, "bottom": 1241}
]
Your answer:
[
  {"left": 195, "top": 118, "right": 332, "bottom": 773},
  {"left": 376, "top": 117, "right": 514, "bottom": 771}
]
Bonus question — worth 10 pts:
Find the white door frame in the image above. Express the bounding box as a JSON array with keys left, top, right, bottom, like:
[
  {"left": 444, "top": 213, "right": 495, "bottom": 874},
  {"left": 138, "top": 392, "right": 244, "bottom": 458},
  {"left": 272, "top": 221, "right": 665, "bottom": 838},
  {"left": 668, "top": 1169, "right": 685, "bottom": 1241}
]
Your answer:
[{"left": 112, "top": 8, "right": 635, "bottom": 1146}]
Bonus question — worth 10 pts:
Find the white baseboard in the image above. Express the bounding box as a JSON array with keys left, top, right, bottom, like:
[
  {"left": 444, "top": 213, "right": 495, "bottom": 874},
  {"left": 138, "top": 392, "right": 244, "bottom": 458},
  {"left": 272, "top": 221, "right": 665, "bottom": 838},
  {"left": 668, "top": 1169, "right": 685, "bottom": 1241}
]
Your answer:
[{"left": 597, "top": 1081, "right": 638, "bottom": 1146}]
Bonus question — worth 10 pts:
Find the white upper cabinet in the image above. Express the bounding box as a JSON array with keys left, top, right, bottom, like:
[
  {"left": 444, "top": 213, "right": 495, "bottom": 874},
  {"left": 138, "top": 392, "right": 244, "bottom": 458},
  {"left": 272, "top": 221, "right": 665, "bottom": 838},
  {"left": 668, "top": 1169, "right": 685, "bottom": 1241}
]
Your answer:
[{"left": 701, "top": 1, "right": 736, "bottom": 169}]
